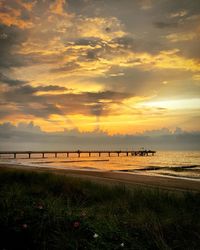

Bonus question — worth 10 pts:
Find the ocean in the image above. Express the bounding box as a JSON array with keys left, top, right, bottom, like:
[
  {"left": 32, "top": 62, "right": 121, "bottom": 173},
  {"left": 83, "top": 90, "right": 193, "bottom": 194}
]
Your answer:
[{"left": 1, "top": 151, "right": 200, "bottom": 181}]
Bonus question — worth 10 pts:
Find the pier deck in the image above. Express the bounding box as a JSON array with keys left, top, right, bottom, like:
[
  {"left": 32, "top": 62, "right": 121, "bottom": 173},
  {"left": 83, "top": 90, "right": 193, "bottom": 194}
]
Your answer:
[{"left": 0, "top": 150, "right": 156, "bottom": 159}]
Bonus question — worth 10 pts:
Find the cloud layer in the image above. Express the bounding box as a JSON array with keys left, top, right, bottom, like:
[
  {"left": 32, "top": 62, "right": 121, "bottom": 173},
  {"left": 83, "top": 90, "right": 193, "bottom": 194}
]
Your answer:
[{"left": 0, "top": 122, "right": 199, "bottom": 151}]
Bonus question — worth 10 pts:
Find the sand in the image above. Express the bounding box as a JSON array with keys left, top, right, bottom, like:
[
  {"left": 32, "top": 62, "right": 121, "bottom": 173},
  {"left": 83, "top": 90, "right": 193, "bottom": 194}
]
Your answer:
[{"left": 0, "top": 163, "right": 200, "bottom": 192}]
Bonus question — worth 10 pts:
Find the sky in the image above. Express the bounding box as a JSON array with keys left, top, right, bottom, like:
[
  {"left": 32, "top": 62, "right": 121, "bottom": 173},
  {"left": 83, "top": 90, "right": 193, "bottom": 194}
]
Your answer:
[{"left": 0, "top": 0, "right": 200, "bottom": 150}]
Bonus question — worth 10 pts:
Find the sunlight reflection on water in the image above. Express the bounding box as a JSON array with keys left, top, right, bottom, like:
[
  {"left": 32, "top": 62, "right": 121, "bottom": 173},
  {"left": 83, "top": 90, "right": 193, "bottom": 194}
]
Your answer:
[{"left": 1, "top": 151, "right": 200, "bottom": 180}]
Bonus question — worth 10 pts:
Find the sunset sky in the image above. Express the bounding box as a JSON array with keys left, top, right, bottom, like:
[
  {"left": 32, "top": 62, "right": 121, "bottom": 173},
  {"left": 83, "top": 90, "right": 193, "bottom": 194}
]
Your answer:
[{"left": 0, "top": 0, "right": 200, "bottom": 140}]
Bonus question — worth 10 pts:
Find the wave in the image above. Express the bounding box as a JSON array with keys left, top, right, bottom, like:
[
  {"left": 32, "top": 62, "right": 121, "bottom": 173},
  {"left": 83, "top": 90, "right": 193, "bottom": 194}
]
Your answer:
[
  {"left": 30, "top": 159, "right": 109, "bottom": 164},
  {"left": 118, "top": 165, "right": 200, "bottom": 173}
]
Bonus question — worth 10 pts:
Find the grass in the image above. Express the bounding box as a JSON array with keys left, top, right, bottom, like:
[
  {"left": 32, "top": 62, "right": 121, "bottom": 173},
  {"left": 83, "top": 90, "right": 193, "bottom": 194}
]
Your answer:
[{"left": 0, "top": 168, "right": 200, "bottom": 250}]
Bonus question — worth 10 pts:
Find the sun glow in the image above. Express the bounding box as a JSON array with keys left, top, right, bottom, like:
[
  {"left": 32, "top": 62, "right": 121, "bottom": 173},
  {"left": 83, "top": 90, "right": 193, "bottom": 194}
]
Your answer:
[{"left": 141, "top": 98, "right": 200, "bottom": 110}]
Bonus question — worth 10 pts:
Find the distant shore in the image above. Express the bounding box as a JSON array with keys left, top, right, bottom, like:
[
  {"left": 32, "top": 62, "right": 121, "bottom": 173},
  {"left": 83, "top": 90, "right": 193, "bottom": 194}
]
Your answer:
[{"left": 1, "top": 163, "right": 200, "bottom": 192}]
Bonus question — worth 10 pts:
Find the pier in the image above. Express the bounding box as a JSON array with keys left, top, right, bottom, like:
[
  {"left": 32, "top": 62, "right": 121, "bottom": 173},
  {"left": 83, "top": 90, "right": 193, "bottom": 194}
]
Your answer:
[{"left": 0, "top": 150, "right": 156, "bottom": 159}]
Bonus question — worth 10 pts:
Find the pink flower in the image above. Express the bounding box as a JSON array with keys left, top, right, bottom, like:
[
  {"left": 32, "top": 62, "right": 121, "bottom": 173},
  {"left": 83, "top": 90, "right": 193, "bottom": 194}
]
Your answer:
[
  {"left": 37, "top": 205, "right": 43, "bottom": 210},
  {"left": 73, "top": 221, "right": 80, "bottom": 228},
  {"left": 22, "top": 224, "right": 28, "bottom": 229}
]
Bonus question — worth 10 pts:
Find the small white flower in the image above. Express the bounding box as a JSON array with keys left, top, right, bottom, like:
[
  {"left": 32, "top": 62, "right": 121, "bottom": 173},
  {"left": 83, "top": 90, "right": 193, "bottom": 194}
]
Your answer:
[
  {"left": 120, "top": 242, "right": 124, "bottom": 247},
  {"left": 93, "top": 233, "right": 99, "bottom": 238},
  {"left": 0, "top": 33, "right": 7, "bottom": 40}
]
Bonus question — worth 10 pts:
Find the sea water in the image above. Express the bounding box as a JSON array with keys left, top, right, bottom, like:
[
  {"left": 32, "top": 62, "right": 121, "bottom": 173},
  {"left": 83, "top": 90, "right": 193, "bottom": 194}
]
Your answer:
[{"left": 1, "top": 151, "right": 200, "bottom": 181}]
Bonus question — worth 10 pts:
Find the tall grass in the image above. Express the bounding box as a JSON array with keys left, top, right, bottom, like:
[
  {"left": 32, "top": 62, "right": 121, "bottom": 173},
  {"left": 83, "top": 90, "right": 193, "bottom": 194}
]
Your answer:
[{"left": 0, "top": 168, "right": 199, "bottom": 250}]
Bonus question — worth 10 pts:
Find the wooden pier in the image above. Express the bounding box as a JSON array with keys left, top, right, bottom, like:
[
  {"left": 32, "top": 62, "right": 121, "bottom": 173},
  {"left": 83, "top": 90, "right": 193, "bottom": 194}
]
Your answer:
[{"left": 0, "top": 150, "right": 156, "bottom": 159}]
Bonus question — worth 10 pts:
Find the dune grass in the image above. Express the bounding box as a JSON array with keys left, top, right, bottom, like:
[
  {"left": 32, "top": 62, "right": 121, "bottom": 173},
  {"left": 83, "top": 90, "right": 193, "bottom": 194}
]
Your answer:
[{"left": 0, "top": 168, "right": 200, "bottom": 250}]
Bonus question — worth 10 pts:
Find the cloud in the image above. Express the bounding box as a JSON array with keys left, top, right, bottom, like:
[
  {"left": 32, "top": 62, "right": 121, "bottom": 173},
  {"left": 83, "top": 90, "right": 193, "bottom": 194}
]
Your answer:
[
  {"left": 50, "top": 0, "right": 67, "bottom": 16},
  {"left": 0, "top": 0, "right": 33, "bottom": 28},
  {"left": 157, "top": 0, "right": 200, "bottom": 17},
  {"left": 0, "top": 122, "right": 199, "bottom": 150},
  {"left": 51, "top": 62, "right": 80, "bottom": 73},
  {"left": 0, "top": 24, "right": 28, "bottom": 69},
  {"left": 112, "top": 35, "right": 168, "bottom": 54},
  {"left": 70, "top": 37, "right": 102, "bottom": 47},
  {"left": 1, "top": 81, "right": 133, "bottom": 118},
  {"left": 0, "top": 0, "right": 199, "bottom": 135},
  {"left": 36, "top": 85, "right": 67, "bottom": 91},
  {"left": 154, "top": 21, "right": 178, "bottom": 29},
  {"left": 94, "top": 66, "right": 198, "bottom": 97},
  {"left": 0, "top": 84, "right": 68, "bottom": 118},
  {"left": 0, "top": 73, "right": 27, "bottom": 86}
]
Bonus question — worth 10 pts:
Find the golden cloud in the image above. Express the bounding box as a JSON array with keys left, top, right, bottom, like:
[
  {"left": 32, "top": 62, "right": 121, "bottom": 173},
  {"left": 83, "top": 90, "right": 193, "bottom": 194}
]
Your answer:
[{"left": 0, "top": 8, "right": 33, "bottom": 29}]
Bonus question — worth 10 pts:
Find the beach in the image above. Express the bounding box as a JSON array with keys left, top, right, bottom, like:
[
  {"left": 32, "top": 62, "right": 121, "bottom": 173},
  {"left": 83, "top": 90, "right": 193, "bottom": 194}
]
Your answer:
[{"left": 1, "top": 163, "right": 200, "bottom": 192}]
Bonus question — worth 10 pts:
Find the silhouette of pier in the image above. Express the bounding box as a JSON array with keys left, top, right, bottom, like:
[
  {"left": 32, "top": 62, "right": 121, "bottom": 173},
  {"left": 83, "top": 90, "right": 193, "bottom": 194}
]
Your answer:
[{"left": 0, "top": 150, "right": 156, "bottom": 159}]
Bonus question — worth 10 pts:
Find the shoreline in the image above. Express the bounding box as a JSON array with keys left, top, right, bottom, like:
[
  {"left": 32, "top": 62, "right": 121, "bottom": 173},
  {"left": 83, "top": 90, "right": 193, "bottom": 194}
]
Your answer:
[{"left": 1, "top": 163, "right": 200, "bottom": 192}]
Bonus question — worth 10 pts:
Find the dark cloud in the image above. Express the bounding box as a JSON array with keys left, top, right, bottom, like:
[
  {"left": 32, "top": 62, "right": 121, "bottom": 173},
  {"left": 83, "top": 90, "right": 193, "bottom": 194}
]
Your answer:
[
  {"left": 67, "top": 34, "right": 169, "bottom": 67},
  {"left": 0, "top": 73, "right": 27, "bottom": 86},
  {"left": 175, "top": 37, "right": 200, "bottom": 60},
  {"left": 67, "top": 0, "right": 142, "bottom": 18},
  {"left": 22, "top": 103, "right": 63, "bottom": 118},
  {"left": 84, "top": 91, "right": 131, "bottom": 102},
  {"left": 64, "top": 37, "right": 109, "bottom": 62},
  {"left": 86, "top": 50, "right": 98, "bottom": 60},
  {"left": 154, "top": 21, "right": 178, "bottom": 29},
  {"left": 72, "top": 37, "right": 102, "bottom": 47},
  {"left": 155, "top": 0, "right": 200, "bottom": 17},
  {"left": 41, "top": 90, "right": 132, "bottom": 116},
  {"left": 105, "top": 27, "right": 111, "bottom": 32},
  {"left": 20, "top": 9, "right": 31, "bottom": 21},
  {"left": 51, "top": 62, "right": 80, "bottom": 73},
  {"left": 0, "top": 24, "right": 28, "bottom": 69},
  {"left": 0, "top": 122, "right": 199, "bottom": 151},
  {"left": 37, "top": 85, "right": 67, "bottom": 91},
  {"left": 0, "top": 84, "right": 68, "bottom": 118},
  {"left": 0, "top": 15, "right": 64, "bottom": 71},
  {"left": 112, "top": 35, "right": 168, "bottom": 54},
  {"left": 112, "top": 36, "right": 134, "bottom": 48},
  {"left": 10, "top": 84, "right": 68, "bottom": 95},
  {"left": 1, "top": 82, "right": 132, "bottom": 118},
  {"left": 66, "top": 0, "right": 200, "bottom": 58}
]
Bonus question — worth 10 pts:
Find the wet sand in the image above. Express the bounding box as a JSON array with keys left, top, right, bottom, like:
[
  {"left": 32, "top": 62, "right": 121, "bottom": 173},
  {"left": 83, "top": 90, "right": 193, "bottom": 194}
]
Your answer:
[{"left": 0, "top": 163, "right": 200, "bottom": 192}]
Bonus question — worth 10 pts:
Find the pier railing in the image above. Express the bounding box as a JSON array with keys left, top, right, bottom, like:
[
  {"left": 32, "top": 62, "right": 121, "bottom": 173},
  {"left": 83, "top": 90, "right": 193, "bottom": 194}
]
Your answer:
[{"left": 0, "top": 150, "right": 156, "bottom": 159}]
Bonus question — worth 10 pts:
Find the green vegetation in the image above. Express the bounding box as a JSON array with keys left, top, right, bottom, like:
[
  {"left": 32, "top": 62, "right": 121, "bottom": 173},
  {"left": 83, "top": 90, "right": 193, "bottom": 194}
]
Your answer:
[{"left": 0, "top": 168, "right": 200, "bottom": 250}]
